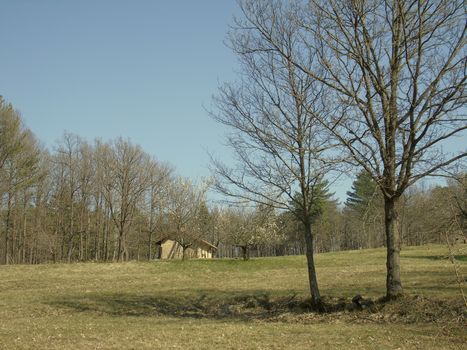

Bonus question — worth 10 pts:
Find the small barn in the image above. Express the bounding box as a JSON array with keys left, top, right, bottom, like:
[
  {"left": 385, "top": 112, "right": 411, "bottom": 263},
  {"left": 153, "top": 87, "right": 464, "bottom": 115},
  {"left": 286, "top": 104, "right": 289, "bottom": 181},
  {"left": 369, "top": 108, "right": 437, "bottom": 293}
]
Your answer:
[{"left": 156, "top": 238, "right": 217, "bottom": 259}]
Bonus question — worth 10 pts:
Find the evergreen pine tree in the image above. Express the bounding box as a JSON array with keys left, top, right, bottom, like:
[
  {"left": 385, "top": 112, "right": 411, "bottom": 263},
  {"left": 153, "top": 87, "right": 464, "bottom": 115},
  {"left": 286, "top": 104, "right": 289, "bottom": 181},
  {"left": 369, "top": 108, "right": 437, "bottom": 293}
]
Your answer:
[{"left": 345, "top": 170, "right": 381, "bottom": 216}]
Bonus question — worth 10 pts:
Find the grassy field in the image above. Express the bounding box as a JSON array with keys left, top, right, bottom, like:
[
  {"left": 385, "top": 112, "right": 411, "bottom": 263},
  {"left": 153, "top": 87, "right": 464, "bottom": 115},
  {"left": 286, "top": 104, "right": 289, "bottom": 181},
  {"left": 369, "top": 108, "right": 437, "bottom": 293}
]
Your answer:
[{"left": 0, "top": 244, "right": 465, "bottom": 349}]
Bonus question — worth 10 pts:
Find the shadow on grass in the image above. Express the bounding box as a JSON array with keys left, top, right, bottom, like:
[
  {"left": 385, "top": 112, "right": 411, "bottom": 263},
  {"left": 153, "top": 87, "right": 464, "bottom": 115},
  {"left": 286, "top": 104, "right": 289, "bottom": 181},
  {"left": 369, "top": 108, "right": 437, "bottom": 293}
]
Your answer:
[
  {"left": 47, "top": 288, "right": 379, "bottom": 321},
  {"left": 46, "top": 289, "right": 466, "bottom": 325},
  {"left": 48, "top": 290, "right": 296, "bottom": 321}
]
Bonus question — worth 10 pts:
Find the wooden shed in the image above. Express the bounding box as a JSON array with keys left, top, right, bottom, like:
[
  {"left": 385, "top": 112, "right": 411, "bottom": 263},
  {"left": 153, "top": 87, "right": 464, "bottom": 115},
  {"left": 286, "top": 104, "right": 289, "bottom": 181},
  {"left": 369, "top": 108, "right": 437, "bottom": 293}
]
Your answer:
[{"left": 156, "top": 238, "right": 217, "bottom": 259}]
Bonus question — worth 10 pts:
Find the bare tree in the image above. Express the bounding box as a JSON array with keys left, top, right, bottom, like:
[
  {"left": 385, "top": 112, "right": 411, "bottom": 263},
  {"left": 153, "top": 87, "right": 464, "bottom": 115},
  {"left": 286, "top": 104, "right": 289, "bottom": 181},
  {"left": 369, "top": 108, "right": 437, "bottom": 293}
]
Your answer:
[
  {"left": 234, "top": 0, "right": 466, "bottom": 299},
  {"left": 92, "top": 139, "right": 112, "bottom": 261},
  {"left": 53, "top": 133, "right": 84, "bottom": 262},
  {"left": 30, "top": 151, "right": 53, "bottom": 264},
  {"left": 100, "top": 138, "right": 151, "bottom": 262},
  {"left": 144, "top": 159, "right": 172, "bottom": 260},
  {"left": 211, "top": 2, "right": 340, "bottom": 307},
  {"left": 221, "top": 208, "right": 256, "bottom": 260},
  {"left": 165, "top": 177, "right": 207, "bottom": 260}
]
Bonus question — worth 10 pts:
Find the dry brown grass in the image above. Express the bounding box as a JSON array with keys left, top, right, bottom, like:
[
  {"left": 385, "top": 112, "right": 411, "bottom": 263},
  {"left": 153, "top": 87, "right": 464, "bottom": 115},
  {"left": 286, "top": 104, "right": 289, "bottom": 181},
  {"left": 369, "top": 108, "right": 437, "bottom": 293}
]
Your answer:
[{"left": 0, "top": 244, "right": 465, "bottom": 349}]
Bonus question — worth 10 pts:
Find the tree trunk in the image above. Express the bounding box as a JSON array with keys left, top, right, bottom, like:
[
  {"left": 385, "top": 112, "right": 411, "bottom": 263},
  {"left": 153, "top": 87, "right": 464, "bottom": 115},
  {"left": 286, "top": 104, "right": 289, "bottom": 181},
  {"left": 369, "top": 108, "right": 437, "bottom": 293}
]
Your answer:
[
  {"left": 68, "top": 198, "right": 74, "bottom": 263},
  {"left": 4, "top": 219, "right": 9, "bottom": 265},
  {"left": 102, "top": 211, "right": 109, "bottom": 261},
  {"left": 22, "top": 207, "right": 27, "bottom": 264},
  {"left": 384, "top": 196, "right": 403, "bottom": 299},
  {"left": 147, "top": 230, "right": 153, "bottom": 260},
  {"left": 4, "top": 195, "right": 13, "bottom": 265},
  {"left": 147, "top": 204, "right": 155, "bottom": 260},
  {"left": 303, "top": 219, "right": 322, "bottom": 309},
  {"left": 117, "top": 229, "right": 124, "bottom": 262},
  {"left": 79, "top": 227, "right": 84, "bottom": 261},
  {"left": 67, "top": 241, "right": 74, "bottom": 263},
  {"left": 240, "top": 245, "right": 249, "bottom": 260}
]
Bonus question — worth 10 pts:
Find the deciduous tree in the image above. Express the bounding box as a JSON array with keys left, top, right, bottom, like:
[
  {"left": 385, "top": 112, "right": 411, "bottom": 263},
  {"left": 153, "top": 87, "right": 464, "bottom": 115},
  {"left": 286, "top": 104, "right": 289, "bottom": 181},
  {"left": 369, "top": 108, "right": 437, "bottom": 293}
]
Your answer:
[
  {"left": 235, "top": 0, "right": 466, "bottom": 299},
  {"left": 211, "top": 4, "right": 340, "bottom": 305}
]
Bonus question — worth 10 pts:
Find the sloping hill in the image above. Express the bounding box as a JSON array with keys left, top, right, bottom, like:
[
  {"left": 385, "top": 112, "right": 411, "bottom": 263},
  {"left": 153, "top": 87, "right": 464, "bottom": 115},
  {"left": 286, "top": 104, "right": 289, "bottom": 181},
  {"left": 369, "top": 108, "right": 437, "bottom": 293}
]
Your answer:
[{"left": 0, "top": 244, "right": 465, "bottom": 349}]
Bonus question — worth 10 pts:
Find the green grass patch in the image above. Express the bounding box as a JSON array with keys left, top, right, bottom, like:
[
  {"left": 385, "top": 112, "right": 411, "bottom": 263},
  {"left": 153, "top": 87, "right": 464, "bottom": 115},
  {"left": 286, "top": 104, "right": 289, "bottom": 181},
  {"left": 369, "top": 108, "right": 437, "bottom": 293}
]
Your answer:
[{"left": 0, "top": 244, "right": 465, "bottom": 349}]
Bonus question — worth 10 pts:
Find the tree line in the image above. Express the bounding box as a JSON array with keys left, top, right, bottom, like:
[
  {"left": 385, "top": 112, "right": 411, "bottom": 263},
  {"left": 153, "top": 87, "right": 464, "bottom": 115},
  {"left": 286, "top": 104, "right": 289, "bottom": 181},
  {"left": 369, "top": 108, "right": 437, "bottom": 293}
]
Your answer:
[
  {"left": 1, "top": 96, "right": 464, "bottom": 267},
  {"left": 0, "top": 97, "right": 207, "bottom": 264},
  {"left": 213, "top": 171, "right": 465, "bottom": 259}
]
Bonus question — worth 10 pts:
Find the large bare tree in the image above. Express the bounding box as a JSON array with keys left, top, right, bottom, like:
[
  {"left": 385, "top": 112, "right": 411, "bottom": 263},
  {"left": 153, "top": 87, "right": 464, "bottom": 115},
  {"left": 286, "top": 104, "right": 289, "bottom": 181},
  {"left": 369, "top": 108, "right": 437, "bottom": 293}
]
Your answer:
[
  {"left": 100, "top": 138, "right": 151, "bottom": 262},
  {"left": 234, "top": 0, "right": 466, "bottom": 298},
  {"left": 211, "top": 2, "right": 340, "bottom": 307}
]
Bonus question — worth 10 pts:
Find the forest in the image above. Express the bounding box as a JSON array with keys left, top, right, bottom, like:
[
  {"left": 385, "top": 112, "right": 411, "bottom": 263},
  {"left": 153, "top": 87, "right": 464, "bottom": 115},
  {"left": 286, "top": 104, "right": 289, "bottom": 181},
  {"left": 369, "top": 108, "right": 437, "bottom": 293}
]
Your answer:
[{"left": 0, "top": 96, "right": 464, "bottom": 266}]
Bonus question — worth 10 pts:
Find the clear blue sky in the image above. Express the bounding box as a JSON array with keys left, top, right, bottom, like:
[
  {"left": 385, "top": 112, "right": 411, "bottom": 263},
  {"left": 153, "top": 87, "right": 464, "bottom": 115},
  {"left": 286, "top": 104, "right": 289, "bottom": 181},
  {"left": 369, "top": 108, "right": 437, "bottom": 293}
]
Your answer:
[
  {"left": 0, "top": 1, "right": 239, "bottom": 178},
  {"left": 3, "top": 1, "right": 459, "bottom": 204}
]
